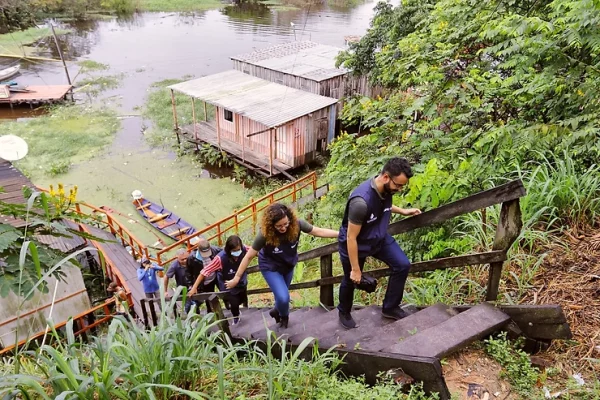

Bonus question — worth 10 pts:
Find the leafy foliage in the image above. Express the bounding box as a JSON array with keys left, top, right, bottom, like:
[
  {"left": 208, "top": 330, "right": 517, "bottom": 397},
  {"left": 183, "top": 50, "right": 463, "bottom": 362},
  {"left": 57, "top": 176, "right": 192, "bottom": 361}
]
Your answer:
[
  {"left": 0, "top": 294, "right": 436, "bottom": 399},
  {"left": 0, "top": 189, "right": 99, "bottom": 298},
  {"left": 485, "top": 332, "right": 540, "bottom": 395},
  {"left": 333, "top": 0, "right": 600, "bottom": 192}
]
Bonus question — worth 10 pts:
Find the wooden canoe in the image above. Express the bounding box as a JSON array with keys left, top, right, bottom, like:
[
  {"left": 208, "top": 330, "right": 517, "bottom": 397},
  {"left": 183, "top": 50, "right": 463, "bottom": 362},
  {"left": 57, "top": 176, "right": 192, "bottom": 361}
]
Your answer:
[
  {"left": 132, "top": 197, "right": 196, "bottom": 241},
  {"left": 0, "top": 65, "right": 20, "bottom": 81}
]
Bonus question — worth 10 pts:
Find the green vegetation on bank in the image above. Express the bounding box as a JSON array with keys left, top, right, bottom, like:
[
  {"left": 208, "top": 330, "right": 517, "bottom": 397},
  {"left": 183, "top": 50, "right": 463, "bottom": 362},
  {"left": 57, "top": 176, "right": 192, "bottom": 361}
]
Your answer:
[
  {"left": 138, "top": 0, "right": 223, "bottom": 12},
  {"left": 142, "top": 78, "right": 215, "bottom": 146},
  {"left": 8, "top": 105, "right": 120, "bottom": 179}
]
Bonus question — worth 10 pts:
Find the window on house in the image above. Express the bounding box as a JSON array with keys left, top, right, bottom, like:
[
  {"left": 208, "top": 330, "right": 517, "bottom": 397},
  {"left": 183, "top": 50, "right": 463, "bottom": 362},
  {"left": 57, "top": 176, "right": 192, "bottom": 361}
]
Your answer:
[{"left": 224, "top": 109, "right": 233, "bottom": 122}]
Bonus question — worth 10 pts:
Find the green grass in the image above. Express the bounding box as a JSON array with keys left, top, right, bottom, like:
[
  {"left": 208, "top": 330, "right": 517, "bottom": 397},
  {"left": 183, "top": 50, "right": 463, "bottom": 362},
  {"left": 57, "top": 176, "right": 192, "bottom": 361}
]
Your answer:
[
  {"left": 142, "top": 78, "right": 215, "bottom": 147},
  {"left": 0, "top": 27, "right": 70, "bottom": 57},
  {"left": 6, "top": 105, "right": 120, "bottom": 179},
  {"left": 138, "top": 0, "right": 224, "bottom": 12}
]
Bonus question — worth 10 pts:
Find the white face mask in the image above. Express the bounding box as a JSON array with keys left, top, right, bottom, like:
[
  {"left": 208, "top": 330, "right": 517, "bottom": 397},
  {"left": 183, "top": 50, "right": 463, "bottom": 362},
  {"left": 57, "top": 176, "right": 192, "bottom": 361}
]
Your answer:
[{"left": 231, "top": 249, "right": 242, "bottom": 257}]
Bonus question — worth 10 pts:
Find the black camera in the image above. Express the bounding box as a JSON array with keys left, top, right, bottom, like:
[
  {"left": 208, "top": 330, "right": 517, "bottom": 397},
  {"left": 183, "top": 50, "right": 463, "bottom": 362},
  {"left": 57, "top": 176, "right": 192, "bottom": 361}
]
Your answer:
[{"left": 354, "top": 273, "right": 378, "bottom": 293}]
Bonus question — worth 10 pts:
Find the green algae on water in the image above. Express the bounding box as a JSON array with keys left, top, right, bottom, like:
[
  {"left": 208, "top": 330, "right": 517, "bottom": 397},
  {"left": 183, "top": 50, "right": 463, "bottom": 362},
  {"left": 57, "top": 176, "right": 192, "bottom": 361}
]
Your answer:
[
  {"left": 7, "top": 105, "right": 120, "bottom": 179},
  {"left": 142, "top": 78, "right": 215, "bottom": 147},
  {"left": 34, "top": 150, "right": 248, "bottom": 248}
]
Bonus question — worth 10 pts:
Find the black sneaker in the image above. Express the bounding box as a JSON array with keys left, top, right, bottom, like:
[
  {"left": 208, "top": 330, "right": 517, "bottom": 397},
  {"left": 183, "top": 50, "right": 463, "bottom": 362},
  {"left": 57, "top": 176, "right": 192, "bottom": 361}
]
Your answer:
[
  {"left": 339, "top": 310, "right": 356, "bottom": 329},
  {"left": 279, "top": 316, "right": 289, "bottom": 329},
  {"left": 269, "top": 308, "right": 281, "bottom": 323},
  {"left": 382, "top": 307, "right": 409, "bottom": 320}
]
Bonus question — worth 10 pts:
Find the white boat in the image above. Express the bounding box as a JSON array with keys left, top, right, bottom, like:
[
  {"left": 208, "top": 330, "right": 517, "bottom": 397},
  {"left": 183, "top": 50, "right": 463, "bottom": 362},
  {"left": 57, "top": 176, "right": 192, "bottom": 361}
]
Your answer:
[{"left": 0, "top": 65, "right": 21, "bottom": 81}]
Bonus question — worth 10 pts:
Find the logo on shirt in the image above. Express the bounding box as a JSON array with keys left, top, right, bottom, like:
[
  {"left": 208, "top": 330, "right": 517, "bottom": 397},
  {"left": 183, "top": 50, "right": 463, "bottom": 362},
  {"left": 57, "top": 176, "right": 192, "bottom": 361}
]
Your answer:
[
  {"left": 291, "top": 242, "right": 298, "bottom": 249},
  {"left": 229, "top": 269, "right": 235, "bottom": 274},
  {"left": 367, "top": 213, "right": 378, "bottom": 223},
  {"left": 383, "top": 207, "right": 392, "bottom": 213},
  {"left": 273, "top": 247, "right": 283, "bottom": 254}
]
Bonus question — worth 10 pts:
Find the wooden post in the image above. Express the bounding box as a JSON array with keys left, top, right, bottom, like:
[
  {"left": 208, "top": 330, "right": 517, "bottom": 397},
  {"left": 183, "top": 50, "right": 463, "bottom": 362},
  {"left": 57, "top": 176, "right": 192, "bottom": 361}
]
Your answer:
[
  {"left": 140, "top": 299, "right": 150, "bottom": 329},
  {"left": 215, "top": 107, "right": 221, "bottom": 149},
  {"left": 250, "top": 198, "right": 257, "bottom": 235},
  {"left": 486, "top": 199, "right": 522, "bottom": 301},
  {"left": 208, "top": 294, "right": 231, "bottom": 339},
  {"left": 269, "top": 128, "right": 274, "bottom": 176},
  {"left": 233, "top": 210, "right": 239, "bottom": 234},
  {"left": 236, "top": 115, "right": 244, "bottom": 161},
  {"left": 203, "top": 101, "right": 208, "bottom": 122},
  {"left": 50, "top": 24, "right": 73, "bottom": 101},
  {"left": 320, "top": 254, "right": 334, "bottom": 307},
  {"left": 170, "top": 89, "right": 180, "bottom": 144},
  {"left": 191, "top": 97, "right": 199, "bottom": 151}
]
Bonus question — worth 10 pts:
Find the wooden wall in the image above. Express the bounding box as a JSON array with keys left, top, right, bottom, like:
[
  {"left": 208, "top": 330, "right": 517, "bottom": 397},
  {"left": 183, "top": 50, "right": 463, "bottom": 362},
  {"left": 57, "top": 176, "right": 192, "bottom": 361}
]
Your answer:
[
  {"left": 215, "top": 104, "right": 334, "bottom": 168},
  {"left": 233, "top": 60, "right": 381, "bottom": 114}
]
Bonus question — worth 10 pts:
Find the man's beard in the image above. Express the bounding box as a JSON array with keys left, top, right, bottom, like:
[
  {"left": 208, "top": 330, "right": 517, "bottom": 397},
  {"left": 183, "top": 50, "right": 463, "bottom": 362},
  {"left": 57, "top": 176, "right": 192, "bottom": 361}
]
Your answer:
[{"left": 383, "top": 182, "right": 399, "bottom": 195}]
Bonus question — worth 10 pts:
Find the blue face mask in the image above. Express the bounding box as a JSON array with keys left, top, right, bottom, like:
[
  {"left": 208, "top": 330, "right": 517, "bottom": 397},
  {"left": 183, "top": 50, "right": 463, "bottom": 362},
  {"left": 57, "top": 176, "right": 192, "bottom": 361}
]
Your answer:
[{"left": 231, "top": 249, "right": 242, "bottom": 257}]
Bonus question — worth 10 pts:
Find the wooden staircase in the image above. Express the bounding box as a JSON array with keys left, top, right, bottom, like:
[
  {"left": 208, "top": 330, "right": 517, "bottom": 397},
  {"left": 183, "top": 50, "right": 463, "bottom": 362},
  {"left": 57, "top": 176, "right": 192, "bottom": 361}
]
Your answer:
[{"left": 225, "top": 303, "right": 512, "bottom": 398}]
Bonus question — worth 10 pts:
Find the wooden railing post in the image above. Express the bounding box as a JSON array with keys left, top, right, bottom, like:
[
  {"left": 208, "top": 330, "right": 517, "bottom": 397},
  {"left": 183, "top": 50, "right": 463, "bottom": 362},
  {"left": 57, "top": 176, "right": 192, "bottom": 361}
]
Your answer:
[
  {"left": 486, "top": 199, "right": 522, "bottom": 301},
  {"left": 251, "top": 198, "right": 257, "bottom": 235},
  {"left": 208, "top": 294, "right": 231, "bottom": 339},
  {"left": 233, "top": 210, "right": 239, "bottom": 234},
  {"left": 319, "top": 254, "right": 334, "bottom": 307}
]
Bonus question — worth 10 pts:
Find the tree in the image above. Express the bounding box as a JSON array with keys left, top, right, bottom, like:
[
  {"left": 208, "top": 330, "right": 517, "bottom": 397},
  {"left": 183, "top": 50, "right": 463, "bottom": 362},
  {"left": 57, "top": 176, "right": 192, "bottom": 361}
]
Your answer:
[{"left": 326, "top": 0, "right": 600, "bottom": 210}]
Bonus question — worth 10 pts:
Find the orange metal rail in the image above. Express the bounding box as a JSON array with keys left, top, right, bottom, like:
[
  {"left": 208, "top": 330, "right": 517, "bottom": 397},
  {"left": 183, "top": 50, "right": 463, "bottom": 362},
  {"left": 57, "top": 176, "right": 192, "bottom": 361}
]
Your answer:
[
  {"left": 0, "top": 299, "right": 115, "bottom": 356},
  {"left": 155, "top": 171, "right": 318, "bottom": 265}
]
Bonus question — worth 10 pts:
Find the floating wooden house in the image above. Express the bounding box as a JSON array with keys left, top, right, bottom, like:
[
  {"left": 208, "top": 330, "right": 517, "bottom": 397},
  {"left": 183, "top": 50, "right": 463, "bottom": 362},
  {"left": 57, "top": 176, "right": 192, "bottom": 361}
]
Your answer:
[
  {"left": 231, "top": 41, "right": 378, "bottom": 108},
  {"left": 168, "top": 70, "right": 338, "bottom": 177}
]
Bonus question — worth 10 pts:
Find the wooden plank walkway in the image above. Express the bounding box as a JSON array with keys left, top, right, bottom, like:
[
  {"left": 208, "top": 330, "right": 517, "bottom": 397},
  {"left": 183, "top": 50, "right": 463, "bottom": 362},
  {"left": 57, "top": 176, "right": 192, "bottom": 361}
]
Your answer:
[
  {"left": 224, "top": 303, "right": 516, "bottom": 399},
  {"left": 0, "top": 85, "right": 71, "bottom": 106},
  {"left": 179, "top": 122, "right": 292, "bottom": 177},
  {"left": 80, "top": 224, "right": 145, "bottom": 317}
]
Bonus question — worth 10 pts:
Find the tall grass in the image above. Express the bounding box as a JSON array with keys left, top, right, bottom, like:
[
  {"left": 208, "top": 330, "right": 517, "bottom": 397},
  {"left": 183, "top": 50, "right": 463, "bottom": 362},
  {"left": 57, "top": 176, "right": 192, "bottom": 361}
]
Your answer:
[{"left": 0, "top": 288, "right": 434, "bottom": 399}]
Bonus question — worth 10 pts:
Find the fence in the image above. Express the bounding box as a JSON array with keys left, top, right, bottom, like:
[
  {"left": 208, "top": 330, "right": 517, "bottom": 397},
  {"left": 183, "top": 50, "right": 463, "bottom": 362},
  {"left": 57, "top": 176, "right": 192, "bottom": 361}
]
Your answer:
[
  {"left": 0, "top": 299, "right": 116, "bottom": 356},
  {"left": 155, "top": 171, "right": 320, "bottom": 265}
]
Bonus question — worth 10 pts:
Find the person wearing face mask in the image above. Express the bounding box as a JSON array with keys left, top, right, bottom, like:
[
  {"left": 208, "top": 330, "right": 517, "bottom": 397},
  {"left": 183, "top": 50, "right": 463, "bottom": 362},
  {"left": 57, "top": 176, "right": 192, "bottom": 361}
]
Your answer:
[
  {"left": 224, "top": 203, "right": 338, "bottom": 329},
  {"left": 337, "top": 157, "right": 422, "bottom": 329},
  {"left": 189, "top": 235, "right": 248, "bottom": 324},
  {"left": 187, "top": 236, "right": 222, "bottom": 312}
]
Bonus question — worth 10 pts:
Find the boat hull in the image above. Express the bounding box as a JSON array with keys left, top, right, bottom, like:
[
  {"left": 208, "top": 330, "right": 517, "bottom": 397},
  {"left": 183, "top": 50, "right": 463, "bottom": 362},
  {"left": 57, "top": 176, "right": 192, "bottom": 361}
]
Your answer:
[
  {"left": 132, "top": 198, "right": 196, "bottom": 241},
  {"left": 0, "top": 65, "right": 20, "bottom": 81}
]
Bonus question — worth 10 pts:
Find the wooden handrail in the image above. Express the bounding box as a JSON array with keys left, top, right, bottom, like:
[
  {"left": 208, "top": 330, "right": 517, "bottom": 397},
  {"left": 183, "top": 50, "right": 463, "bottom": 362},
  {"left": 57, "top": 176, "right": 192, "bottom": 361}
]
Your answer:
[{"left": 245, "top": 179, "right": 527, "bottom": 274}]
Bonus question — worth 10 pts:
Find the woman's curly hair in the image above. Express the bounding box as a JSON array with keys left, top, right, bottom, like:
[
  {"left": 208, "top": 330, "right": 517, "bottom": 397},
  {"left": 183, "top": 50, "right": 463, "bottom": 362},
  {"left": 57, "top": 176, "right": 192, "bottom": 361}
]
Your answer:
[{"left": 260, "top": 203, "right": 300, "bottom": 247}]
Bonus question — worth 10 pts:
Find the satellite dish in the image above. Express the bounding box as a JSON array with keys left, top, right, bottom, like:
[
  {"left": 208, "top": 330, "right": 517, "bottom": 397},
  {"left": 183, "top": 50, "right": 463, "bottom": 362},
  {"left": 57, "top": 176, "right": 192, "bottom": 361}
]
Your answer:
[{"left": 0, "top": 135, "right": 28, "bottom": 161}]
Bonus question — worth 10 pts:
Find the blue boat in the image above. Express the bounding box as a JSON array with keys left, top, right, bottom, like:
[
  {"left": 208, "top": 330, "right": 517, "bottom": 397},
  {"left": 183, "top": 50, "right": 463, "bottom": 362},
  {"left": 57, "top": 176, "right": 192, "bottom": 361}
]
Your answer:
[{"left": 131, "top": 190, "right": 196, "bottom": 241}]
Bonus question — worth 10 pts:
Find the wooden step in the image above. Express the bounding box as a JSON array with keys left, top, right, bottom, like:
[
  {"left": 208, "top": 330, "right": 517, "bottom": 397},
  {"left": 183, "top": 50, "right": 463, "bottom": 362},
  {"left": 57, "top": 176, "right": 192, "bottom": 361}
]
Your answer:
[
  {"left": 149, "top": 213, "right": 169, "bottom": 223},
  {"left": 286, "top": 308, "right": 344, "bottom": 346},
  {"left": 320, "top": 304, "right": 454, "bottom": 351},
  {"left": 251, "top": 306, "right": 329, "bottom": 341},
  {"left": 230, "top": 308, "right": 273, "bottom": 339},
  {"left": 384, "top": 303, "right": 510, "bottom": 358}
]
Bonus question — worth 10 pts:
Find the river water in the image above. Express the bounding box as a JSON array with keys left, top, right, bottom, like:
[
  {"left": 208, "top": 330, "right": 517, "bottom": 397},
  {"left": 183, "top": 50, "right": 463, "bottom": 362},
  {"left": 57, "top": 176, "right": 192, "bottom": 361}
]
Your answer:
[{"left": 0, "top": 1, "right": 382, "bottom": 246}]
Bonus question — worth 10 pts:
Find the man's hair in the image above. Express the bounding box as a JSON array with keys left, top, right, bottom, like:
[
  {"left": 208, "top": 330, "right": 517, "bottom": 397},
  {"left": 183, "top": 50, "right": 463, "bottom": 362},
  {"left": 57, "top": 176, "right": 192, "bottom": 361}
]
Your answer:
[
  {"left": 381, "top": 157, "right": 413, "bottom": 179},
  {"left": 176, "top": 248, "right": 187, "bottom": 256}
]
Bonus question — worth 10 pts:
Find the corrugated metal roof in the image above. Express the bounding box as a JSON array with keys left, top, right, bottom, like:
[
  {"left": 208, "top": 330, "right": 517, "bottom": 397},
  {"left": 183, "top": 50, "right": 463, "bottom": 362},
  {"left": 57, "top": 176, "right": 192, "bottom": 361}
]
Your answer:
[
  {"left": 231, "top": 41, "right": 348, "bottom": 82},
  {"left": 168, "top": 70, "right": 338, "bottom": 128},
  {"left": 0, "top": 159, "right": 34, "bottom": 228},
  {"left": 36, "top": 220, "right": 87, "bottom": 254}
]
